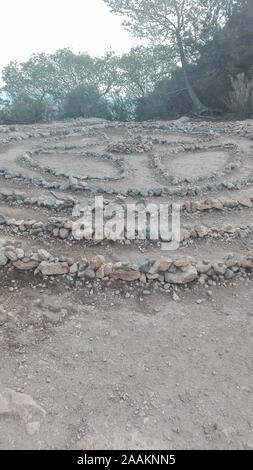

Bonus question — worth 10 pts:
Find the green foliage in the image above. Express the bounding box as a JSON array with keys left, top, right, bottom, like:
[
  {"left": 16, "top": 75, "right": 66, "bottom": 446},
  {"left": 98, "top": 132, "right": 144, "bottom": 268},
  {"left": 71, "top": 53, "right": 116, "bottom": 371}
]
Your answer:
[
  {"left": 2, "top": 49, "right": 119, "bottom": 105},
  {"left": 62, "top": 85, "right": 111, "bottom": 120},
  {"left": 135, "top": 75, "right": 192, "bottom": 121},
  {"left": 0, "top": 1, "right": 252, "bottom": 123},
  {"left": 109, "top": 94, "right": 136, "bottom": 121},
  {"left": 118, "top": 45, "right": 173, "bottom": 98},
  {"left": 0, "top": 96, "right": 53, "bottom": 124},
  {"left": 135, "top": 0, "right": 253, "bottom": 119},
  {"left": 104, "top": 0, "right": 239, "bottom": 111},
  {"left": 226, "top": 74, "right": 253, "bottom": 118}
]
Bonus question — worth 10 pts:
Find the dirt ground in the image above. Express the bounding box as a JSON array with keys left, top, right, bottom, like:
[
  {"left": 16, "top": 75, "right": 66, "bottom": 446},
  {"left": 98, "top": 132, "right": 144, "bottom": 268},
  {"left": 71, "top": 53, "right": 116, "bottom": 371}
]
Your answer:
[
  {"left": 0, "top": 117, "right": 253, "bottom": 449},
  {"left": 0, "top": 275, "right": 252, "bottom": 450}
]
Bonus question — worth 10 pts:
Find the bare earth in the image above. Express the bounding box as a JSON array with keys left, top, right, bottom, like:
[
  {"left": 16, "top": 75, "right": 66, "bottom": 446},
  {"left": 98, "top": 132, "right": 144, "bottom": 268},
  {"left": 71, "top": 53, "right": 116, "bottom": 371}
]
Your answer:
[{"left": 0, "top": 117, "right": 253, "bottom": 449}]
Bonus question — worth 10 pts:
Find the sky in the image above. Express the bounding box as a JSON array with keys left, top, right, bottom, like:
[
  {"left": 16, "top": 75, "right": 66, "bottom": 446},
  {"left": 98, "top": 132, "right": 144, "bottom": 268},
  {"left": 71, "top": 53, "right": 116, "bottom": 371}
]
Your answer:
[{"left": 0, "top": 0, "right": 137, "bottom": 73}]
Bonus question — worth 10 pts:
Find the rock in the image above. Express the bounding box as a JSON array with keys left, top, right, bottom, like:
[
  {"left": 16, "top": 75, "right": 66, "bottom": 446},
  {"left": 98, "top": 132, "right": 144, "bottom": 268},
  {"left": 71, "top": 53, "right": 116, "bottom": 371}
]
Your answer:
[
  {"left": 13, "top": 259, "right": 39, "bottom": 270},
  {"left": 184, "top": 201, "right": 192, "bottom": 212},
  {"left": 5, "top": 249, "right": 18, "bottom": 262},
  {"left": 139, "top": 260, "right": 156, "bottom": 274},
  {"left": 0, "top": 388, "right": 46, "bottom": 424},
  {"left": 0, "top": 249, "right": 8, "bottom": 267},
  {"left": 0, "top": 215, "right": 6, "bottom": 225},
  {"left": 96, "top": 265, "right": 106, "bottom": 279},
  {"left": 237, "top": 193, "right": 253, "bottom": 208},
  {"left": 240, "top": 255, "right": 253, "bottom": 269},
  {"left": 59, "top": 228, "right": 69, "bottom": 239},
  {"left": 69, "top": 263, "right": 78, "bottom": 274},
  {"left": 143, "top": 289, "right": 150, "bottom": 295},
  {"left": 180, "top": 228, "right": 191, "bottom": 241},
  {"left": 0, "top": 188, "right": 13, "bottom": 197},
  {"left": 224, "top": 269, "right": 235, "bottom": 280},
  {"left": 149, "top": 258, "right": 172, "bottom": 274},
  {"left": 195, "top": 225, "right": 210, "bottom": 238},
  {"left": 15, "top": 248, "right": 25, "bottom": 260},
  {"left": 37, "top": 249, "right": 51, "bottom": 261},
  {"left": 196, "top": 262, "right": 211, "bottom": 274},
  {"left": 176, "top": 115, "right": 190, "bottom": 122},
  {"left": 78, "top": 259, "right": 89, "bottom": 271},
  {"left": 218, "top": 196, "right": 238, "bottom": 208},
  {"left": 38, "top": 261, "right": 69, "bottom": 276},
  {"left": 64, "top": 221, "right": 73, "bottom": 230},
  {"left": 174, "top": 256, "right": 194, "bottom": 268},
  {"left": 69, "top": 175, "right": 78, "bottom": 187},
  {"left": 224, "top": 254, "right": 240, "bottom": 268},
  {"left": 59, "top": 181, "right": 70, "bottom": 191},
  {"left": 78, "top": 267, "right": 96, "bottom": 279},
  {"left": 146, "top": 273, "right": 159, "bottom": 280},
  {"left": 213, "top": 263, "right": 226, "bottom": 275},
  {"left": 165, "top": 265, "right": 198, "bottom": 284},
  {"left": 172, "top": 292, "right": 180, "bottom": 301},
  {"left": 210, "top": 199, "right": 224, "bottom": 210},
  {"left": 89, "top": 255, "right": 105, "bottom": 271},
  {"left": 223, "top": 224, "right": 236, "bottom": 234},
  {"left": 194, "top": 198, "right": 223, "bottom": 211},
  {"left": 110, "top": 268, "right": 141, "bottom": 281},
  {"left": 139, "top": 273, "right": 147, "bottom": 283},
  {"left": 104, "top": 263, "right": 113, "bottom": 276}
]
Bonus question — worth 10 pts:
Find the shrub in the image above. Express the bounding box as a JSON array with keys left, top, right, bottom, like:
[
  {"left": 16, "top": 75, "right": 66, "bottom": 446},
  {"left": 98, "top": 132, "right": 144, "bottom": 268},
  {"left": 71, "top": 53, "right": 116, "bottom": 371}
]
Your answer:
[
  {"left": 62, "top": 85, "right": 111, "bottom": 120},
  {"left": 135, "top": 78, "right": 192, "bottom": 121},
  {"left": 0, "top": 96, "right": 53, "bottom": 124},
  {"left": 226, "top": 74, "right": 253, "bottom": 118},
  {"left": 109, "top": 95, "right": 135, "bottom": 122}
]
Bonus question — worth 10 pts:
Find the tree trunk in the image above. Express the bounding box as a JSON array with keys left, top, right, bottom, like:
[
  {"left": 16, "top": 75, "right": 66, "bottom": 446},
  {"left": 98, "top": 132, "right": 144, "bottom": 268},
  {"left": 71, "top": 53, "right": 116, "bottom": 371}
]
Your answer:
[{"left": 176, "top": 33, "right": 207, "bottom": 113}]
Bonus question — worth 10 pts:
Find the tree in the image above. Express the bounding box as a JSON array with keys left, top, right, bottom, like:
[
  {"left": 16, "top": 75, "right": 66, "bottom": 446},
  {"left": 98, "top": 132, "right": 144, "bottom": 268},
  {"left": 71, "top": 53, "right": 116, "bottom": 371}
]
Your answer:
[
  {"left": 103, "top": 0, "right": 238, "bottom": 113},
  {"left": 226, "top": 74, "right": 253, "bottom": 118},
  {"left": 62, "top": 85, "right": 111, "bottom": 120},
  {"left": 2, "top": 53, "right": 55, "bottom": 101},
  {"left": 118, "top": 45, "right": 174, "bottom": 98},
  {"left": 0, "top": 95, "right": 52, "bottom": 124},
  {"left": 2, "top": 49, "right": 120, "bottom": 106},
  {"left": 109, "top": 94, "right": 136, "bottom": 121},
  {"left": 135, "top": 0, "right": 253, "bottom": 120}
]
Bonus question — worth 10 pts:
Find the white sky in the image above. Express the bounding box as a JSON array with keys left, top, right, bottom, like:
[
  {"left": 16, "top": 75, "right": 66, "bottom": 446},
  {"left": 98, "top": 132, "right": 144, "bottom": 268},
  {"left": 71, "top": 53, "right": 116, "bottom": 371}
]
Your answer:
[{"left": 0, "top": 0, "right": 137, "bottom": 73}]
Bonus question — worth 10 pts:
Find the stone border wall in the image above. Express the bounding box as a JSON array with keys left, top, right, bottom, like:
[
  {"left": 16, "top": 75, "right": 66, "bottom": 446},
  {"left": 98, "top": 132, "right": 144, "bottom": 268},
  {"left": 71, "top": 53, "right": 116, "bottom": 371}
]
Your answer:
[
  {"left": 0, "top": 244, "right": 252, "bottom": 285},
  {"left": 1, "top": 213, "right": 252, "bottom": 244}
]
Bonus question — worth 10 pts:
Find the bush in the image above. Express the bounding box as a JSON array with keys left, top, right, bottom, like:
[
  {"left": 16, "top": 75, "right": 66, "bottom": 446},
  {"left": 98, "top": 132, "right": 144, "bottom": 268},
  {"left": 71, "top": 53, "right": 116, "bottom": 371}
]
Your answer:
[
  {"left": 109, "top": 95, "right": 135, "bottom": 121},
  {"left": 0, "top": 96, "right": 52, "bottom": 124},
  {"left": 62, "top": 85, "right": 111, "bottom": 120},
  {"left": 226, "top": 74, "right": 253, "bottom": 118},
  {"left": 135, "top": 77, "right": 192, "bottom": 121}
]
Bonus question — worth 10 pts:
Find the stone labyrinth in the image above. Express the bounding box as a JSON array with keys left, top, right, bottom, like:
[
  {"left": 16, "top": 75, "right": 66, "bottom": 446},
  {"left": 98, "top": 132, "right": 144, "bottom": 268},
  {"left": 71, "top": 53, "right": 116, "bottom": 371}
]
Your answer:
[{"left": 0, "top": 117, "right": 253, "bottom": 290}]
